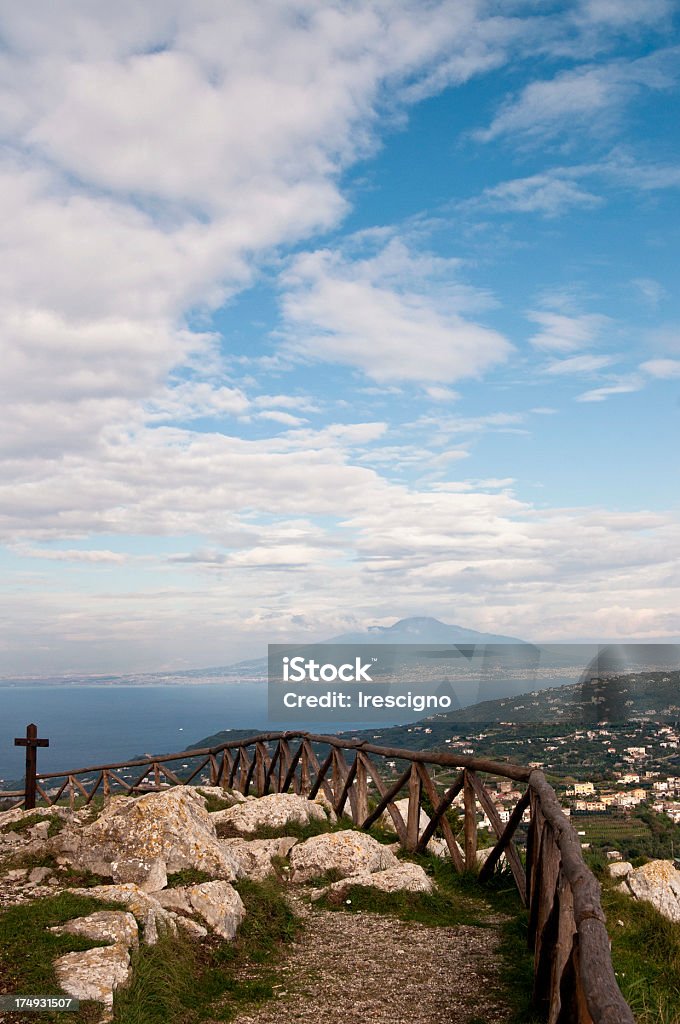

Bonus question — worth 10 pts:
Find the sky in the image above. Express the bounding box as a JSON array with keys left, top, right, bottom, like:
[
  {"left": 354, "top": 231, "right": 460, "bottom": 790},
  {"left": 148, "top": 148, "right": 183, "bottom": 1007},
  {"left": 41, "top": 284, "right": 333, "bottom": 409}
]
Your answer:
[{"left": 1, "top": 0, "right": 679, "bottom": 675}]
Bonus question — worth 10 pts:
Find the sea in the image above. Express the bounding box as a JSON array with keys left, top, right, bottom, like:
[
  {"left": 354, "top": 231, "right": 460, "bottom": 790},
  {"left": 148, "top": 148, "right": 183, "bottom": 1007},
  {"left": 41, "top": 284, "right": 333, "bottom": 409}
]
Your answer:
[{"left": 0, "top": 683, "right": 399, "bottom": 786}]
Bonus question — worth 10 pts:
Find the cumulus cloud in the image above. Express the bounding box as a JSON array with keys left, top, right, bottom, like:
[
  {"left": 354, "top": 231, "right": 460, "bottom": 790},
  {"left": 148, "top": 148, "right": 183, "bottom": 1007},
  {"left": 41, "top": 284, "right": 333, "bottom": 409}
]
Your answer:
[
  {"left": 280, "top": 239, "right": 512, "bottom": 383},
  {"left": 0, "top": 2, "right": 679, "bottom": 670}
]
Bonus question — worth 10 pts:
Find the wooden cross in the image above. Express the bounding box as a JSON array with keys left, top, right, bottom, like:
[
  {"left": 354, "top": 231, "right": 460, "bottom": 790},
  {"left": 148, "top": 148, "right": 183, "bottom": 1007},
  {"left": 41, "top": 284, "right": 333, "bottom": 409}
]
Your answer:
[{"left": 14, "top": 723, "right": 49, "bottom": 810}]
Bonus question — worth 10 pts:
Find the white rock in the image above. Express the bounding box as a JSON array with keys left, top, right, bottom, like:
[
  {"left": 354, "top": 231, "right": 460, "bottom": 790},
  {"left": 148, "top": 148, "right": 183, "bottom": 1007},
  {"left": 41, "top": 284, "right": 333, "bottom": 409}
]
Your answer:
[
  {"left": 67, "top": 883, "right": 180, "bottom": 945},
  {"left": 608, "top": 861, "right": 633, "bottom": 879},
  {"left": 28, "top": 821, "right": 51, "bottom": 841},
  {"left": 51, "top": 911, "right": 139, "bottom": 948},
  {"left": 211, "top": 792, "right": 329, "bottom": 834},
  {"left": 185, "top": 881, "right": 246, "bottom": 940},
  {"left": 111, "top": 855, "right": 167, "bottom": 893},
  {"left": 0, "top": 806, "right": 69, "bottom": 830},
  {"left": 155, "top": 881, "right": 245, "bottom": 939},
  {"left": 197, "top": 786, "right": 247, "bottom": 806},
  {"left": 53, "top": 787, "right": 241, "bottom": 882},
  {"left": 176, "top": 916, "right": 209, "bottom": 939},
  {"left": 626, "top": 860, "right": 680, "bottom": 922},
  {"left": 221, "top": 836, "right": 298, "bottom": 880},
  {"left": 154, "top": 888, "right": 193, "bottom": 913},
  {"left": 28, "top": 866, "right": 52, "bottom": 884},
  {"left": 315, "top": 862, "right": 434, "bottom": 900},
  {"left": 6, "top": 868, "right": 28, "bottom": 880},
  {"left": 289, "top": 831, "right": 399, "bottom": 883},
  {"left": 54, "top": 945, "right": 131, "bottom": 1016}
]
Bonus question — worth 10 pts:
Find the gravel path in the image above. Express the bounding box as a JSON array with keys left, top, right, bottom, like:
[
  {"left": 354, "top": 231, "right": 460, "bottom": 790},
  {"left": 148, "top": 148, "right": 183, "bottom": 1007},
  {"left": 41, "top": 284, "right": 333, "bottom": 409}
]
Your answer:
[{"left": 230, "top": 891, "right": 511, "bottom": 1024}]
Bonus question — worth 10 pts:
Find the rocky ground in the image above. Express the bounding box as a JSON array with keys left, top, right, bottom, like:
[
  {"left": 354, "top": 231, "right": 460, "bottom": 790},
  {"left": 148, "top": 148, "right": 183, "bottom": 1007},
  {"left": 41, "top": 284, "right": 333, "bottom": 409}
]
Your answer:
[
  {"left": 2, "top": 785, "right": 679, "bottom": 1023},
  {"left": 229, "top": 890, "right": 510, "bottom": 1024}
]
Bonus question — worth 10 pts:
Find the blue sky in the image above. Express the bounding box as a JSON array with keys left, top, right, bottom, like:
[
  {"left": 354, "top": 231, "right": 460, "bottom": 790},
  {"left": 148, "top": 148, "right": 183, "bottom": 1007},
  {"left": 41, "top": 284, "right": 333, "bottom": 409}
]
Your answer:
[{"left": 1, "top": 1, "right": 679, "bottom": 673}]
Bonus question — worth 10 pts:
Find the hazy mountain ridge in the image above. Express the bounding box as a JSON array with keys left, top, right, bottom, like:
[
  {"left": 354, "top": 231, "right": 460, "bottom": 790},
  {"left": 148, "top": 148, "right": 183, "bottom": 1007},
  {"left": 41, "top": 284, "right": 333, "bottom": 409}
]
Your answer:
[{"left": 0, "top": 617, "right": 528, "bottom": 685}]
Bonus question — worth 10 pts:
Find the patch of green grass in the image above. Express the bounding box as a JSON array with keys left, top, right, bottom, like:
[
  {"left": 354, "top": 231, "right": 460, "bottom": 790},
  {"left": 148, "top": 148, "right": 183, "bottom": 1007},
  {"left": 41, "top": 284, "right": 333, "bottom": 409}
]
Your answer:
[
  {"left": 0, "top": 891, "right": 126, "bottom": 1023},
  {"left": 166, "top": 868, "right": 215, "bottom": 888},
  {"left": 198, "top": 792, "right": 233, "bottom": 813},
  {"left": 316, "top": 854, "right": 494, "bottom": 928},
  {"left": 215, "top": 813, "right": 352, "bottom": 842},
  {"left": 112, "top": 877, "right": 300, "bottom": 1024},
  {"left": 0, "top": 849, "right": 110, "bottom": 888},
  {"left": 600, "top": 881, "right": 680, "bottom": 1024},
  {"left": 0, "top": 813, "right": 64, "bottom": 838},
  {"left": 494, "top": 906, "right": 542, "bottom": 1024}
]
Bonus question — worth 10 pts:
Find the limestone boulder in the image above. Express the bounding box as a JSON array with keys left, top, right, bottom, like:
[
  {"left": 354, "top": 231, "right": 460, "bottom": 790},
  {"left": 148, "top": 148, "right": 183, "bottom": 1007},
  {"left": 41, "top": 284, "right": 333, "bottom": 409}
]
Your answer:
[
  {"left": 52, "top": 787, "right": 241, "bottom": 883},
  {"left": 68, "top": 883, "right": 180, "bottom": 945},
  {"left": 212, "top": 792, "right": 330, "bottom": 834},
  {"left": 625, "top": 860, "right": 680, "bottom": 922},
  {"left": 28, "top": 866, "right": 53, "bottom": 884},
  {"left": 608, "top": 861, "right": 633, "bottom": 880},
  {"left": 314, "top": 862, "right": 434, "bottom": 900},
  {"left": 184, "top": 880, "right": 246, "bottom": 939},
  {"left": 54, "top": 945, "right": 131, "bottom": 1017},
  {"left": 156, "top": 880, "right": 245, "bottom": 939},
  {"left": 111, "top": 855, "right": 167, "bottom": 893},
  {"left": 0, "top": 805, "right": 70, "bottom": 830},
  {"left": 51, "top": 911, "right": 139, "bottom": 948},
  {"left": 221, "top": 836, "right": 298, "bottom": 880},
  {"left": 289, "top": 831, "right": 398, "bottom": 883},
  {"left": 196, "top": 786, "right": 247, "bottom": 807}
]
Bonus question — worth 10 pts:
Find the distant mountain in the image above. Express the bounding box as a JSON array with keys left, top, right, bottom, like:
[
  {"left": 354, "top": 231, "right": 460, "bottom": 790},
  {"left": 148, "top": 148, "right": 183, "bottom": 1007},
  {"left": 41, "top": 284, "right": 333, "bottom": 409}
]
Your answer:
[
  {"left": 439, "top": 668, "right": 680, "bottom": 727},
  {"left": 326, "top": 616, "right": 524, "bottom": 645},
  {"left": 179, "top": 617, "right": 528, "bottom": 679}
]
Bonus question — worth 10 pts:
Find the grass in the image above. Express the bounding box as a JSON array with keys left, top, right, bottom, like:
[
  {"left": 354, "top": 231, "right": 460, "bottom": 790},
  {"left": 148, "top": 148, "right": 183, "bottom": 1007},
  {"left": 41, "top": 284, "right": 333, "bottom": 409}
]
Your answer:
[
  {"left": 316, "top": 854, "right": 492, "bottom": 927},
  {"left": 600, "top": 880, "right": 680, "bottom": 1024},
  {"left": 112, "top": 876, "right": 300, "bottom": 1024},
  {"left": 314, "top": 852, "right": 541, "bottom": 1019},
  {"left": 0, "top": 891, "right": 126, "bottom": 1023},
  {"left": 214, "top": 813, "right": 355, "bottom": 842},
  {"left": 1, "top": 848, "right": 111, "bottom": 888},
  {"left": 0, "top": 813, "right": 64, "bottom": 838},
  {"left": 196, "top": 791, "right": 233, "bottom": 813},
  {"left": 166, "top": 868, "right": 215, "bottom": 888}
]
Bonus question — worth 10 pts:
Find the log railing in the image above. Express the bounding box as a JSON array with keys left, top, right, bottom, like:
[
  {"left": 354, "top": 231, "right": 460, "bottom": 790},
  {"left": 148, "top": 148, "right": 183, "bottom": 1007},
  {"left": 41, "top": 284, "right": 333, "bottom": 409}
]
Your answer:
[{"left": 0, "top": 731, "right": 634, "bottom": 1024}]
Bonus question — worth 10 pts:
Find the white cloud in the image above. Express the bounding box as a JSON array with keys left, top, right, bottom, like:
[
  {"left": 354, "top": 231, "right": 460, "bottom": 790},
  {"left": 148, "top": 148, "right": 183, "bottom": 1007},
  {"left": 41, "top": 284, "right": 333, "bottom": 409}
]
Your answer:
[
  {"left": 280, "top": 239, "right": 512, "bottom": 383},
  {"left": 13, "top": 548, "right": 126, "bottom": 564},
  {"left": 641, "top": 358, "right": 680, "bottom": 379},
  {"left": 256, "top": 410, "right": 308, "bottom": 427},
  {"left": 572, "top": 0, "right": 673, "bottom": 30},
  {"left": 543, "top": 354, "right": 615, "bottom": 375},
  {"left": 475, "top": 49, "right": 678, "bottom": 143},
  {"left": 528, "top": 311, "right": 611, "bottom": 353},
  {"left": 632, "top": 277, "right": 666, "bottom": 307},
  {"left": 576, "top": 378, "right": 643, "bottom": 401},
  {"left": 473, "top": 172, "right": 601, "bottom": 217},
  {"left": 423, "top": 385, "right": 460, "bottom": 402}
]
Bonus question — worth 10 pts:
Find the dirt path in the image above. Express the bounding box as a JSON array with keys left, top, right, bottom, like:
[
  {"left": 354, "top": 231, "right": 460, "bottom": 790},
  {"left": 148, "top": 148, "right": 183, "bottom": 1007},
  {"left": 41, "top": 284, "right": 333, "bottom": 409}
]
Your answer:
[{"left": 230, "top": 891, "right": 511, "bottom": 1024}]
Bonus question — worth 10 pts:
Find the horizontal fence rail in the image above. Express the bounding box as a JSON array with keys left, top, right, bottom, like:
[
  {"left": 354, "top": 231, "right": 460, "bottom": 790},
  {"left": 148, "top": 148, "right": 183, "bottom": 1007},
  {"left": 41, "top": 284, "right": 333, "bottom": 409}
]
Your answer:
[{"left": 0, "top": 731, "right": 633, "bottom": 1024}]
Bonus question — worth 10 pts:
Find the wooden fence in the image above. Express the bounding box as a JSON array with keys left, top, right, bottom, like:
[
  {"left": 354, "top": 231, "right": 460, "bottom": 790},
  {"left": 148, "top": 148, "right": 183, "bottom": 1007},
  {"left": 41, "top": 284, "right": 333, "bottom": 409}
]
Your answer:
[{"left": 0, "top": 731, "right": 634, "bottom": 1024}]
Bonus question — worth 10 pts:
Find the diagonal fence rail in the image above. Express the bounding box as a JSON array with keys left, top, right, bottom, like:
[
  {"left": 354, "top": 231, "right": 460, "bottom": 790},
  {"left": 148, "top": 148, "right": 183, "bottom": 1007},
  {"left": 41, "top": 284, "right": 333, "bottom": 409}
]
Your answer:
[{"left": 0, "top": 731, "right": 634, "bottom": 1024}]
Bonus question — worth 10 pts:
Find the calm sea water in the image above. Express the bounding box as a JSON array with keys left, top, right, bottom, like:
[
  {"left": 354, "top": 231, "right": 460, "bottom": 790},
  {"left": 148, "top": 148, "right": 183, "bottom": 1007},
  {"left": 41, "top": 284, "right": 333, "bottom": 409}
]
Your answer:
[
  {"left": 0, "top": 673, "right": 579, "bottom": 785},
  {"left": 0, "top": 683, "right": 375, "bottom": 785}
]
